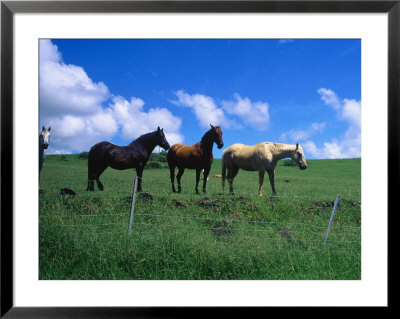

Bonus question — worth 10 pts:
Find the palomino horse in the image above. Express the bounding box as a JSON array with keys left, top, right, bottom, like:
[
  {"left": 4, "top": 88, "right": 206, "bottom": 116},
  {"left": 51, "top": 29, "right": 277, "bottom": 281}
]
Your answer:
[
  {"left": 222, "top": 142, "right": 307, "bottom": 196},
  {"left": 39, "top": 126, "right": 51, "bottom": 176},
  {"left": 86, "top": 127, "right": 170, "bottom": 191},
  {"left": 167, "top": 124, "right": 224, "bottom": 194}
]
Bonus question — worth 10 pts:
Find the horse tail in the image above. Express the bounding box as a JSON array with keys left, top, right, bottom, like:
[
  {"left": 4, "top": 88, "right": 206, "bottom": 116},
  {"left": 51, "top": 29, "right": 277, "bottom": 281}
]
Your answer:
[{"left": 222, "top": 154, "right": 227, "bottom": 192}]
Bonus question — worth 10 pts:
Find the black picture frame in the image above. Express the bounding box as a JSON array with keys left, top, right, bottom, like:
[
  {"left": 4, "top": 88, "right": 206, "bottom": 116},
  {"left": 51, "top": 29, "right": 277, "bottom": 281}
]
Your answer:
[{"left": 1, "top": 1, "right": 396, "bottom": 317}]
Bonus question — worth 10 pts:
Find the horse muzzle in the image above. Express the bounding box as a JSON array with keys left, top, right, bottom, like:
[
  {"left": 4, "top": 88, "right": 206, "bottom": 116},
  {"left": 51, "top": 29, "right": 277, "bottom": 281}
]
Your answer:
[
  {"left": 217, "top": 143, "right": 224, "bottom": 149},
  {"left": 163, "top": 143, "right": 170, "bottom": 151},
  {"left": 300, "top": 164, "right": 307, "bottom": 170},
  {"left": 43, "top": 144, "right": 49, "bottom": 149}
]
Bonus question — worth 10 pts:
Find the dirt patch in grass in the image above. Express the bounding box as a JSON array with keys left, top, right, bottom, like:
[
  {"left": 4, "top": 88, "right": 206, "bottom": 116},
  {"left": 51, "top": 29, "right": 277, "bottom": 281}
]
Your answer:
[
  {"left": 92, "top": 196, "right": 102, "bottom": 203},
  {"left": 276, "top": 227, "right": 305, "bottom": 248},
  {"left": 276, "top": 227, "right": 295, "bottom": 243},
  {"left": 313, "top": 199, "right": 359, "bottom": 211},
  {"left": 173, "top": 199, "right": 186, "bottom": 208},
  {"left": 340, "top": 199, "right": 361, "bottom": 207},
  {"left": 313, "top": 201, "right": 336, "bottom": 210},
  {"left": 204, "top": 219, "right": 233, "bottom": 238},
  {"left": 123, "top": 196, "right": 132, "bottom": 203},
  {"left": 59, "top": 188, "right": 76, "bottom": 199},
  {"left": 124, "top": 192, "right": 154, "bottom": 203},
  {"left": 198, "top": 197, "right": 220, "bottom": 208},
  {"left": 138, "top": 192, "right": 153, "bottom": 201}
]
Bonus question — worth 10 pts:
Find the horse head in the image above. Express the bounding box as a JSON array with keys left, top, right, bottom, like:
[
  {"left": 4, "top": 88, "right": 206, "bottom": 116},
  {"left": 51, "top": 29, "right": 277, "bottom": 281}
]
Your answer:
[
  {"left": 210, "top": 124, "right": 224, "bottom": 149},
  {"left": 156, "top": 127, "right": 170, "bottom": 150},
  {"left": 40, "top": 126, "right": 51, "bottom": 149},
  {"left": 291, "top": 142, "right": 307, "bottom": 170}
]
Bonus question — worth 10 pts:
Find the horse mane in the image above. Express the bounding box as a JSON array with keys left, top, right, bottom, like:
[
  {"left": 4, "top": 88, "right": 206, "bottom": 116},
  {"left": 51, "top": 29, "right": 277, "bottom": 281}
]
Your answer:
[
  {"left": 200, "top": 128, "right": 213, "bottom": 144},
  {"left": 130, "top": 131, "right": 157, "bottom": 145},
  {"left": 267, "top": 142, "right": 297, "bottom": 152}
]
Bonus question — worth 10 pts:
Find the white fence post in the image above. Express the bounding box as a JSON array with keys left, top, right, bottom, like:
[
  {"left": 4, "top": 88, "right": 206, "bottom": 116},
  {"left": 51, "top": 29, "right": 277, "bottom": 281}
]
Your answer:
[
  {"left": 128, "top": 176, "right": 138, "bottom": 235},
  {"left": 324, "top": 195, "right": 340, "bottom": 246}
]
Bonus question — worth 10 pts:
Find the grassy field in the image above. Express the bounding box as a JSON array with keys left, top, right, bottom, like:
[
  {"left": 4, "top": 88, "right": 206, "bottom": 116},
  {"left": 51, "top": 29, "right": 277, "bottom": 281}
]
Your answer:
[{"left": 39, "top": 154, "right": 361, "bottom": 280}]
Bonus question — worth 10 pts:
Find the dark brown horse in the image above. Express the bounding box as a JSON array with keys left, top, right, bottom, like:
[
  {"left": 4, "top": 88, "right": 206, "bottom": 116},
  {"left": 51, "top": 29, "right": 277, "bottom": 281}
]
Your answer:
[
  {"left": 167, "top": 124, "right": 224, "bottom": 194},
  {"left": 86, "top": 127, "right": 170, "bottom": 191}
]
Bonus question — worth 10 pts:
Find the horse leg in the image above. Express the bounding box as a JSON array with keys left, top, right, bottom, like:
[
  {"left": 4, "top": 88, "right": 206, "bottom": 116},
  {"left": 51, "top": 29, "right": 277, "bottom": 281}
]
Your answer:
[
  {"left": 94, "top": 165, "right": 107, "bottom": 191},
  {"left": 227, "top": 166, "right": 234, "bottom": 194},
  {"left": 96, "top": 178, "right": 104, "bottom": 191},
  {"left": 87, "top": 155, "right": 99, "bottom": 191},
  {"left": 202, "top": 167, "right": 210, "bottom": 193},
  {"left": 176, "top": 167, "right": 185, "bottom": 193},
  {"left": 227, "top": 165, "right": 239, "bottom": 195},
  {"left": 267, "top": 169, "right": 276, "bottom": 196},
  {"left": 195, "top": 169, "right": 201, "bottom": 194},
  {"left": 86, "top": 179, "right": 95, "bottom": 191},
  {"left": 258, "top": 170, "right": 265, "bottom": 196},
  {"left": 169, "top": 164, "right": 176, "bottom": 193},
  {"left": 87, "top": 172, "right": 98, "bottom": 192},
  {"left": 136, "top": 165, "right": 144, "bottom": 192}
]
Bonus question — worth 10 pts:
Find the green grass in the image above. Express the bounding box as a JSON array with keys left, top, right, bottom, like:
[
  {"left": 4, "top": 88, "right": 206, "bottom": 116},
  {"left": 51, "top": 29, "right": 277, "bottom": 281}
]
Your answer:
[{"left": 39, "top": 155, "right": 361, "bottom": 280}]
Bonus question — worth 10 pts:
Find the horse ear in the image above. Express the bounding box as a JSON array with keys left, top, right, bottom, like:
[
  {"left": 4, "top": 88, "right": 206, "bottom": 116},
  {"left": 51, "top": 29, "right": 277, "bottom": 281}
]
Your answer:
[
  {"left": 296, "top": 142, "right": 299, "bottom": 149},
  {"left": 210, "top": 124, "right": 214, "bottom": 129},
  {"left": 42, "top": 126, "right": 45, "bottom": 131},
  {"left": 161, "top": 128, "right": 163, "bottom": 132},
  {"left": 48, "top": 126, "right": 51, "bottom": 132},
  {"left": 157, "top": 126, "right": 160, "bottom": 131}
]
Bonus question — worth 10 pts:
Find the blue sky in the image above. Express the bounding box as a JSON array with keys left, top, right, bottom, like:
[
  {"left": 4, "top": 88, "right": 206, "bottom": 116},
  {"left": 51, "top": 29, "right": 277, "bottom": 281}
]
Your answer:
[{"left": 39, "top": 39, "right": 361, "bottom": 159}]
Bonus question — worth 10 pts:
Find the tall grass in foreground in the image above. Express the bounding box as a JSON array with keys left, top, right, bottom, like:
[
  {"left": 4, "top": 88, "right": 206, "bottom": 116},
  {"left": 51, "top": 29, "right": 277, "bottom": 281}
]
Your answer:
[{"left": 39, "top": 155, "right": 361, "bottom": 280}]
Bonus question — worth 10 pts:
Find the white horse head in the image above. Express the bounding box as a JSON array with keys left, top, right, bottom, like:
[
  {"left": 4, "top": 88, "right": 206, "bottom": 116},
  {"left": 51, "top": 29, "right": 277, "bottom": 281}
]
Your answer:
[
  {"left": 40, "top": 126, "right": 51, "bottom": 149},
  {"left": 291, "top": 142, "right": 308, "bottom": 170}
]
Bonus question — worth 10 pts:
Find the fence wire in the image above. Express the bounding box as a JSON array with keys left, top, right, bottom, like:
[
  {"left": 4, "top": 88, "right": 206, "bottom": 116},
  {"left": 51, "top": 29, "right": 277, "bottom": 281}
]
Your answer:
[
  {"left": 39, "top": 172, "right": 361, "bottom": 200},
  {"left": 39, "top": 173, "right": 361, "bottom": 251}
]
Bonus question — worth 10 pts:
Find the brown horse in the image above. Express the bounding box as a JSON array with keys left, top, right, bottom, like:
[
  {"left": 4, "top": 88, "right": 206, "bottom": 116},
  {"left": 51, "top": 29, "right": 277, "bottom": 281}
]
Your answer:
[
  {"left": 167, "top": 124, "right": 224, "bottom": 194},
  {"left": 86, "top": 127, "right": 170, "bottom": 191}
]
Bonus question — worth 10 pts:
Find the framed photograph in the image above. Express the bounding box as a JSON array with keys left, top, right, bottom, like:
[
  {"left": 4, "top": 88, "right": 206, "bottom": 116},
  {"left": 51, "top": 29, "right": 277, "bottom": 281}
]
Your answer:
[{"left": 1, "top": 0, "right": 396, "bottom": 316}]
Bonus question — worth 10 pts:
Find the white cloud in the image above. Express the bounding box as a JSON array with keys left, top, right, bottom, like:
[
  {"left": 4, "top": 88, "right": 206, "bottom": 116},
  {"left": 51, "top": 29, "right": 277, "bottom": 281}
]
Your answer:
[
  {"left": 301, "top": 88, "right": 361, "bottom": 159},
  {"left": 278, "top": 39, "right": 294, "bottom": 45},
  {"left": 222, "top": 93, "right": 270, "bottom": 131},
  {"left": 110, "top": 96, "right": 184, "bottom": 146},
  {"left": 317, "top": 88, "right": 341, "bottom": 110},
  {"left": 39, "top": 39, "right": 61, "bottom": 64},
  {"left": 40, "top": 41, "right": 109, "bottom": 117},
  {"left": 40, "top": 40, "right": 118, "bottom": 153},
  {"left": 40, "top": 40, "right": 183, "bottom": 153},
  {"left": 172, "top": 90, "right": 231, "bottom": 129},
  {"left": 47, "top": 114, "right": 116, "bottom": 153},
  {"left": 303, "top": 140, "right": 341, "bottom": 159},
  {"left": 342, "top": 98, "right": 361, "bottom": 129},
  {"left": 280, "top": 122, "right": 326, "bottom": 142},
  {"left": 172, "top": 90, "right": 270, "bottom": 131}
]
